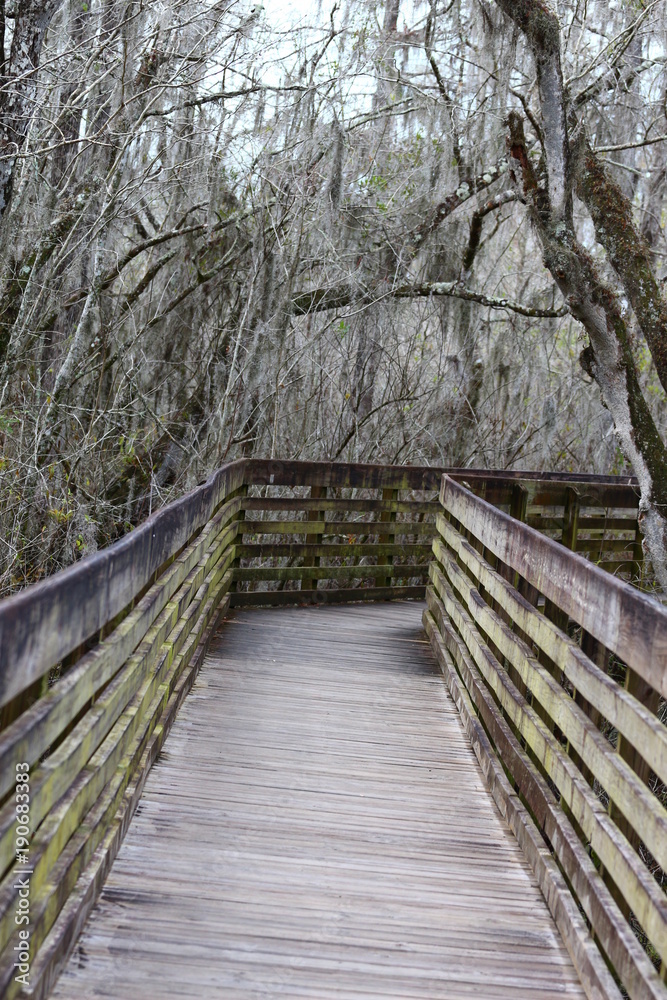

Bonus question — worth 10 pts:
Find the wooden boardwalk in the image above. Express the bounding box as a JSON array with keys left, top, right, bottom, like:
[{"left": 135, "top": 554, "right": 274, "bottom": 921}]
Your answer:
[{"left": 53, "top": 601, "right": 585, "bottom": 999}]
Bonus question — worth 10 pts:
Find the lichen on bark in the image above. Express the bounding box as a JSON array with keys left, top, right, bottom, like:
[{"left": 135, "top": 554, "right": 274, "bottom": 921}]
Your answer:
[{"left": 577, "top": 144, "right": 667, "bottom": 397}]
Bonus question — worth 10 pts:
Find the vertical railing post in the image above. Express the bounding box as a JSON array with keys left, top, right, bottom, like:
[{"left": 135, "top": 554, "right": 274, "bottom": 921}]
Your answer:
[
  {"left": 302, "top": 484, "right": 326, "bottom": 592},
  {"left": 632, "top": 517, "right": 644, "bottom": 587},
  {"left": 230, "top": 482, "right": 248, "bottom": 594},
  {"left": 494, "top": 483, "right": 528, "bottom": 589},
  {"left": 543, "top": 486, "right": 579, "bottom": 632},
  {"left": 561, "top": 485, "right": 580, "bottom": 551},
  {"left": 509, "top": 483, "right": 529, "bottom": 586},
  {"left": 377, "top": 487, "right": 398, "bottom": 591}
]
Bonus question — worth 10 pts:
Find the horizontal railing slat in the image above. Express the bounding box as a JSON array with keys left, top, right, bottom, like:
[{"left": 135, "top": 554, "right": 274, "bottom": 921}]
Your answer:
[
  {"left": 244, "top": 458, "right": 639, "bottom": 496},
  {"left": 241, "top": 497, "right": 441, "bottom": 514},
  {"left": 233, "top": 562, "right": 429, "bottom": 583},
  {"left": 236, "top": 542, "right": 433, "bottom": 559},
  {"left": 528, "top": 516, "right": 639, "bottom": 531},
  {"left": 230, "top": 584, "right": 425, "bottom": 608},
  {"left": 239, "top": 518, "right": 436, "bottom": 536}
]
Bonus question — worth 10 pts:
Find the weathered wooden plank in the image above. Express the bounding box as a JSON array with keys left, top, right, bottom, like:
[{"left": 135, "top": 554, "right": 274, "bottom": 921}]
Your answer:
[
  {"left": 243, "top": 496, "right": 441, "bottom": 514},
  {"left": 423, "top": 602, "right": 661, "bottom": 1000},
  {"left": 0, "top": 461, "right": 247, "bottom": 704},
  {"left": 241, "top": 519, "right": 326, "bottom": 535},
  {"left": 302, "top": 485, "right": 326, "bottom": 591},
  {"left": 234, "top": 562, "right": 430, "bottom": 583},
  {"left": 595, "top": 557, "right": 640, "bottom": 570},
  {"left": 240, "top": 519, "right": 436, "bottom": 536},
  {"left": 244, "top": 457, "right": 638, "bottom": 494},
  {"left": 576, "top": 538, "right": 637, "bottom": 554},
  {"left": 237, "top": 541, "right": 432, "bottom": 559},
  {"left": 230, "top": 585, "right": 425, "bottom": 608},
  {"left": 475, "top": 484, "right": 639, "bottom": 510},
  {"left": 528, "top": 517, "right": 639, "bottom": 532},
  {"left": 440, "top": 476, "right": 667, "bottom": 698},
  {"left": 609, "top": 665, "right": 661, "bottom": 873}
]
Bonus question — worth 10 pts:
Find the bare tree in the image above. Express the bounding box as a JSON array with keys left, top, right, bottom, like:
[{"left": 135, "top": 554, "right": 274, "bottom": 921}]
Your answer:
[{"left": 1, "top": 0, "right": 667, "bottom": 592}]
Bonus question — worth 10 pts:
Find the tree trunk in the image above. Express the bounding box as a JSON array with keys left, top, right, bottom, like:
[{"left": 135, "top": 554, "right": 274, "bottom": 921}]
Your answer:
[
  {"left": 490, "top": 0, "right": 667, "bottom": 589},
  {"left": 0, "top": 0, "right": 65, "bottom": 215}
]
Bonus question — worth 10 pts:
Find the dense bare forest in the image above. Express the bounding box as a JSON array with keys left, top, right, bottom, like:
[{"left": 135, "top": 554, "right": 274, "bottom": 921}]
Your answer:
[{"left": 0, "top": 0, "right": 666, "bottom": 593}]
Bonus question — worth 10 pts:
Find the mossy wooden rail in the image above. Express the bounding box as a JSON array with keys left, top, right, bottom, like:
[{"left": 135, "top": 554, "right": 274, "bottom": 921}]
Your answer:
[
  {"left": 0, "top": 457, "right": 655, "bottom": 999},
  {"left": 425, "top": 475, "right": 667, "bottom": 1000}
]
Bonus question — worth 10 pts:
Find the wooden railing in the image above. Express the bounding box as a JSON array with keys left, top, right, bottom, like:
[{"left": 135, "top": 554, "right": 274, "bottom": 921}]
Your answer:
[
  {"left": 232, "top": 460, "right": 643, "bottom": 604},
  {"left": 425, "top": 475, "right": 667, "bottom": 1000},
  {"left": 0, "top": 460, "right": 246, "bottom": 1000},
  {"left": 0, "top": 458, "right": 646, "bottom": 999}
]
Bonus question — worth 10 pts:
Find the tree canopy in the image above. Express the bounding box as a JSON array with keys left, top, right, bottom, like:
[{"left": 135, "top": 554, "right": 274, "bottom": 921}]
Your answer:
[{"left": 1, "top": 0, "right": 666, "bottom": 591}]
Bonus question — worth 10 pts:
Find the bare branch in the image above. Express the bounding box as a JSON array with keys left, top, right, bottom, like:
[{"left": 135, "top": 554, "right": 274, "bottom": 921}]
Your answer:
[{"left": 292, "top": 279, "right": 567, "bottom": 318}]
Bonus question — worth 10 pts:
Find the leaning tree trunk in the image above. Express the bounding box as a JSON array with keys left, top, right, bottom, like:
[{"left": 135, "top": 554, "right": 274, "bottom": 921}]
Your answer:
[
  {"left": 488, "top": 0, "right": 667, "bottom": 590},
  {"left": 0, "top": 0, "right": 66, "bottom": 216}
]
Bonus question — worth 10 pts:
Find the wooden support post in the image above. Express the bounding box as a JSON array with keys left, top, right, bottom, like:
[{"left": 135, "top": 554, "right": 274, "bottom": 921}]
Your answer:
[
  {"left": 544, "top": 487, "right": 580, "bottom": 633},
  {"left": 494, "top": 484, "right": 528, "bottom": 590},
  {"left": 376, "top": 488, "right": 398, "bottom": 591},
  {"left": 302, "top": 485, "right": 326, "bottom": 591},
  {"left": 632, "top": 519, "right": 644, "bottom": 587},
  {"left": 509, "top": 482, "right": 528, "bottom": 528},
  {"left": 556, "top": 489, "right": 585, "bottom": 788},
  {"left": 230, "top": 483, "right": 248, "bottom": 593},
  {"left": 561, "top": 485, "right": 580, "bottom": 551},
  {"left": 560, "top": 490, "right": 609, "bottom": 842}
]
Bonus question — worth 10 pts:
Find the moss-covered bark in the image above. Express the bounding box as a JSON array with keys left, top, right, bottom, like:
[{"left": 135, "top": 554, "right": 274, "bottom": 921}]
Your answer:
[
  {"left": 577, "top": 146, "right": 667, "bottom": 397},
  {"left": 0, "top": 201, "right": 81, "bottom": 364}
]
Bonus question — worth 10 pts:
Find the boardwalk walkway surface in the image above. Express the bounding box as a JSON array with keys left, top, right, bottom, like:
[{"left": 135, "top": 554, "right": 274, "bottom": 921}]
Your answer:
[{"left": 53, "top": 601, "right": 585, "bottom": 999}]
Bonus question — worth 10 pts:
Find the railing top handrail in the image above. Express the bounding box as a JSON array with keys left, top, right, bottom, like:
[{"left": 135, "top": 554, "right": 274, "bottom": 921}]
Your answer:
[
  {"left": 440, "top": 475, "right": 667, "bottom": 698},
  {"left": 243, "top": 457, "right": 639, "bottom": 491}
]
